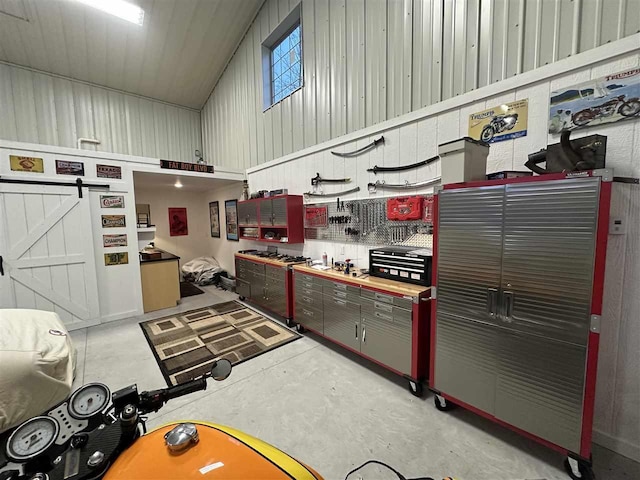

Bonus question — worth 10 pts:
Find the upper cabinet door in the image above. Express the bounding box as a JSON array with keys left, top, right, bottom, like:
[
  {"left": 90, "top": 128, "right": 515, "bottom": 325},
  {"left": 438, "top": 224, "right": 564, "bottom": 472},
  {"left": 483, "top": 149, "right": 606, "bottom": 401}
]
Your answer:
[
  {"left": 271, "top": 197, "right": 288, "bottom": 226},
  {"left": 500, "top": 178, "right": 600, "bottom": 346},
  {"left": 259, "top": 199, "right": 273, "bottom": 226},
  {"left": 436, "top": 185, "right": 506, "bottom": 326},
  {"left": 238, "top": 201, "right": 258, "bottom": 226}
]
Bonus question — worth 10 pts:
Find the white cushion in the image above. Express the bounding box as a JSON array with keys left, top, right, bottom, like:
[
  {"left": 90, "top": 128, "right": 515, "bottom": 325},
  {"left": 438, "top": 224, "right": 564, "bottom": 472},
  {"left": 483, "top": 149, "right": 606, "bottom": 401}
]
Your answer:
[{"left": 0, "top": 309, "right": 76, "bottom": 433}]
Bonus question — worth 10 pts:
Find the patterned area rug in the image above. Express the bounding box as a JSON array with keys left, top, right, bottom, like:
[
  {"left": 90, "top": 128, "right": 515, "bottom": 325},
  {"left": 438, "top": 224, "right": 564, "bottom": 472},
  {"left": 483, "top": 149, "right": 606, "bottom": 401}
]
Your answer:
[{"left": 140, "top": 301, "right": 300, "bottom": 386}]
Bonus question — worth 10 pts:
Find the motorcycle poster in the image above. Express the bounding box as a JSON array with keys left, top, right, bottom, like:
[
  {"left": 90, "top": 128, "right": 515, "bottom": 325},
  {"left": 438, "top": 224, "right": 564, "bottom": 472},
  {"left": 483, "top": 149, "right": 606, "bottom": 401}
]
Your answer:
[
  {"left": 468, "top": 99, "right": 529, "bottom": 144},
  {"left": 549, "top": 67, "right": 640, "bottom": 133}
]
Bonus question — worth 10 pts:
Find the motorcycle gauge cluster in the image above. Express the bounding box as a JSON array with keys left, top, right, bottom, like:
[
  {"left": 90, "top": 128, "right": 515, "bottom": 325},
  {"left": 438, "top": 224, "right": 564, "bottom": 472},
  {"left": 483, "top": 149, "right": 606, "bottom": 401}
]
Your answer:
[
  {"left": 6, "top": 416, "right": 59, "bottom": 461},
  {"left": 69, "top": 383, "right": 111, "bottom": 419}
]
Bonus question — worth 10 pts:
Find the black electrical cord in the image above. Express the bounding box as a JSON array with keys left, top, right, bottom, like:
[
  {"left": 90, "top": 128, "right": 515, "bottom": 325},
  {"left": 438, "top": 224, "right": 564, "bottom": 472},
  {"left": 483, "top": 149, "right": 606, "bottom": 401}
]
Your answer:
[{"left": 344, "top": 460, "right": 435, "bottom": 480}]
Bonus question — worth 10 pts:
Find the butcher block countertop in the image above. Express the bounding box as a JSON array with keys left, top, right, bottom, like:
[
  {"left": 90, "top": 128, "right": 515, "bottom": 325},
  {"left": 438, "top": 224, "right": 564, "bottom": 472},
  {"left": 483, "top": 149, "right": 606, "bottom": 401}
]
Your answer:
[
  {"left": 235, "top": 252, "right": 299, "bottom": 268},
  {"left": 292, "top": 264, "right": 431, "bottom": 298}
]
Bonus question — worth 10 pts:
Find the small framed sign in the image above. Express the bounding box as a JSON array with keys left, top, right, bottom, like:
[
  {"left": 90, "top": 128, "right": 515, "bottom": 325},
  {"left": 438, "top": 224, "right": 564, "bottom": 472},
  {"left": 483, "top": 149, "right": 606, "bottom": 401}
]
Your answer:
[
  {"left": 225, "top": 199, "right": 238, "bottom": 241},
  {"left": 56, "top": 160, "right": 85, "bottom": 176},
  {"left": 103, "top": 234, "right": 128, "bottom": 248},
  {"left": 102, "top": 215, "right": 126, "bottom": 228},
  {"left": 209, "top": 201, "right": 220, "bottom": 238},
  {"left": 168, "top": 207, "right": 188, "bottom": 236},
  {"left": 10, "top": 155, "right": 44, "bottom": 173},
  {"left": 100, "top": 195, "right": 125, "bottom": 208},
  {"left": 97, "top": 164, "right": 122, "bottom": 179},
  {"left": 104, "top": 252, "right": 129, "bottom": 266}
]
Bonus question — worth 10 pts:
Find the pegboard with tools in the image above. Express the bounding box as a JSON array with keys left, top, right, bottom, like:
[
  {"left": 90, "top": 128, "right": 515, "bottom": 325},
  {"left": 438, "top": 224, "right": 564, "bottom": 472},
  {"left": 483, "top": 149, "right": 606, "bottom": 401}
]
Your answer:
[{"left": 304, "top": 196, "right": 433, "bottom": 248}]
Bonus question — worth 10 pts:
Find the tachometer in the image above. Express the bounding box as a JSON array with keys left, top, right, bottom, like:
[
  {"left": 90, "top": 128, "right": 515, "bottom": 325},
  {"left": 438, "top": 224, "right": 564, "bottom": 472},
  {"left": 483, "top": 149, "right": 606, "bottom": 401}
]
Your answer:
[
  {"left": 6, "top": 416, "right": 59, "bottom": 461},
  {"left": 68, "top": 383, "right": 111, "bottom": 419}
]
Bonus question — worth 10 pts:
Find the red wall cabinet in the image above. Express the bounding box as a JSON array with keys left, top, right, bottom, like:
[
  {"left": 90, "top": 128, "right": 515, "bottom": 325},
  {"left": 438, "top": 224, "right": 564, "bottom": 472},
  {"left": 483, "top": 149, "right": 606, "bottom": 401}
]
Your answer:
[{"left": 238, "top": 195, "right": 304, "bottom": 244}]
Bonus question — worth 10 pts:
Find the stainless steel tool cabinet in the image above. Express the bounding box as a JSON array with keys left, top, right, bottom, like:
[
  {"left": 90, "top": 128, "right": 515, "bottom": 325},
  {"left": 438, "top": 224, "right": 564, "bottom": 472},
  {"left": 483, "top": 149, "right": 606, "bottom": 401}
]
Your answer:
[
  {"left": 430, "top": 171, "right": 612, "bottom": 479},
  {"left": 293, "top": 265, "right": 431, "bottom": 396}
]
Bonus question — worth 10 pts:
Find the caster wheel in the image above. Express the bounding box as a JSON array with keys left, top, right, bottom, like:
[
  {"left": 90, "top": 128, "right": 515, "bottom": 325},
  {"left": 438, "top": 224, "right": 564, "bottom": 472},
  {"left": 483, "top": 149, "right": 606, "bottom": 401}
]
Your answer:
[
  {"left": 564, "top": 458, "right": 594, "bottom": 480},
  {"left": 285, "top": 318, "right": 294, "bottom": 328},
  {"left": 408, "top": 380, "right": 424, "bottom": 397},
  {"left": 295, "top": 323, "right": 305, "bottom": 333},
  {"left": 239, "top": 296, "right": 246, "bottom": 301},
  {"left": 434, "top": 394, "right": 456, "bottom": 411}
]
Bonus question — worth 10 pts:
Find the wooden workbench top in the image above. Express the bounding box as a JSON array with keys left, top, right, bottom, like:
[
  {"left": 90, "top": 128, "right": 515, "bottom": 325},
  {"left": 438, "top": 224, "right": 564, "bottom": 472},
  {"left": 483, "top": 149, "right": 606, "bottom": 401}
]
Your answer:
[
  {"left": 235, "top": 252, "right": 301, "bottom": 268},
  {"left": 292, "top": 264, "right": 431, "bottom": 297}
]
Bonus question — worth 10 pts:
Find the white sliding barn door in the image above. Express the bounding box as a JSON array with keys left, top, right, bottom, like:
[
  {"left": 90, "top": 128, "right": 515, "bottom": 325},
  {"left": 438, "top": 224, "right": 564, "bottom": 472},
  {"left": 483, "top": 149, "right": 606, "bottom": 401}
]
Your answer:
[{"left": 0, "top": 184, "right": 100, "bottom": 329}]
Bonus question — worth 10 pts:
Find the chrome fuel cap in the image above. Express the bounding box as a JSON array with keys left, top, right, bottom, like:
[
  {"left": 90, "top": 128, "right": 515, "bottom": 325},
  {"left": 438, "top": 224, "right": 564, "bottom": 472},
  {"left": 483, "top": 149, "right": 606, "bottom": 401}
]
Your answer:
[{"left": 164, "top": 423, "right": 199, "bottom": 453}]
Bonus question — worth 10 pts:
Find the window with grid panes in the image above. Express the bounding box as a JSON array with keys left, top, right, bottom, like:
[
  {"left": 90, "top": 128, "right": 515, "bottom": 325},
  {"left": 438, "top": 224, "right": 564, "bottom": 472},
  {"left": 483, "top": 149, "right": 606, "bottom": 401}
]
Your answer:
[{"left": 270, "top": 24, "right": 302, "bottom": 104}]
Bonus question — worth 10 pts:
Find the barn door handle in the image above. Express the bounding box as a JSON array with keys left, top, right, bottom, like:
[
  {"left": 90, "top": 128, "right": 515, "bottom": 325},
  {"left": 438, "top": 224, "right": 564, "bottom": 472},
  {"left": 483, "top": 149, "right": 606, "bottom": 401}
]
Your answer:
[{"left": 0, "top": 256, "right": 4, "bottom": 276}]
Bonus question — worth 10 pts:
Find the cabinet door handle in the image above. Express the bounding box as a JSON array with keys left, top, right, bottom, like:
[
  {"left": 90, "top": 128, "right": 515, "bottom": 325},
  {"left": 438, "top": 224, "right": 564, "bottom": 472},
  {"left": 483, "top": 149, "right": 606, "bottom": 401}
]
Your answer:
[
  {"left": 303, "top": 309, "right": 313, "bottom": 316},
  {"left": 487, "top": 288, "right": 498, "bottom": 317},
  {"left": 355, "top": 323, "right": 358, "bottom": 339},
  {"left": 334, "top": 299, "right": 346, "bottom": 306},
  {"left": 503, "top": 291, "right": 514, "bottom": 322},
  {"left": 335, "top": 291, "right": 347, "bottom": 298},
  {"left": 362, "top": 326, "right": 366, "bottom": 343},
  {"left": 374, "top": 311, "right": 392, "bottom": 321},
  {"left": 0, "top": 255, "right": 4, "bottom": 276}
]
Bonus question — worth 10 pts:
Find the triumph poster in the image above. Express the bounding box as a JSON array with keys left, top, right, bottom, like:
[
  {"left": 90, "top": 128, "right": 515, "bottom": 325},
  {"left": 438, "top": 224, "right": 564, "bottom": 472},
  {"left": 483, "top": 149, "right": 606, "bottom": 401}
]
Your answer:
[
  {"left": 549, "top": 67, "right": 640, "bottom": 133},
  {"left": 468, "top": 99, "right": 528, "bottom": 143}
]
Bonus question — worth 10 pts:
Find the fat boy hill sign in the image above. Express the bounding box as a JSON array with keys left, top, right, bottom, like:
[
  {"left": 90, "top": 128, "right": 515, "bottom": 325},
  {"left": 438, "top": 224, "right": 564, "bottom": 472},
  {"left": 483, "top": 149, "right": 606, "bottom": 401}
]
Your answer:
[{"left": 160, "top": 160, "right": 214, "bottom": 173}]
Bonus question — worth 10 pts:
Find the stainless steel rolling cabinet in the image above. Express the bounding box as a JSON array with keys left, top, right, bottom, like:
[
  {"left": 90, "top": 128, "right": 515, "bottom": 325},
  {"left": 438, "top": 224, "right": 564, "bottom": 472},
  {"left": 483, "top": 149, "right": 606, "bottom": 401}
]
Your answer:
[
  {"left": 234, "top": 254, "right": 294, "bottom": 324},
  {"left": 430, "top": 171, "right": 613, "bottom": 479},
  {"left": 293, "top": 265, "right": 431, "bottom": 396}
]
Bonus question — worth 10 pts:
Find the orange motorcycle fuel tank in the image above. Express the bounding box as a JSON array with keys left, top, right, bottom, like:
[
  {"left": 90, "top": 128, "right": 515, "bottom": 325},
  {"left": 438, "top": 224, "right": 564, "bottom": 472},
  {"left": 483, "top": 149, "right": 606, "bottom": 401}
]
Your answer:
[{"left": 104, "top": 421, "right": 323, "bottom": 480}]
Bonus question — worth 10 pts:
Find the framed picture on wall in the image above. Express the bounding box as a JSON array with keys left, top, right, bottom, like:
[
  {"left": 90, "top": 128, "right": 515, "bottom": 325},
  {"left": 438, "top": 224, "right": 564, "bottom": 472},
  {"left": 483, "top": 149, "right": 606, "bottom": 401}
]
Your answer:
[
  {"left": 225, "top": 199, "right": 238, "bottom": 241},
  {"left": 168, "top": 207, "right": 188, "bottom": 236},
  {"left": 209, "top": 201, "right": 220, "bottom": 238}
]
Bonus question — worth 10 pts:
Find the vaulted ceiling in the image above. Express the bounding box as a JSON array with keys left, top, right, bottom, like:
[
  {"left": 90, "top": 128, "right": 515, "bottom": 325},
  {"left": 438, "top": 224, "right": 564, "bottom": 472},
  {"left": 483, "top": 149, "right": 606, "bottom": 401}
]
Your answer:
[{"left": 0, "top": 0, "right": 264, "bottom": 109}]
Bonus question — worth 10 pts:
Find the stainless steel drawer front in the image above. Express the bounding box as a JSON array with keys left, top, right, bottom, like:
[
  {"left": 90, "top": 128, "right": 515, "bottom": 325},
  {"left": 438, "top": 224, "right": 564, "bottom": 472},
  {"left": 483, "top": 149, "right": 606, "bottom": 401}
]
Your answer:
[
  {"left": 360, "top": 297, "right": 412, "bottom": 322},
  {"left": 295, "top": 304, "right": 323, "bottom": 332}
]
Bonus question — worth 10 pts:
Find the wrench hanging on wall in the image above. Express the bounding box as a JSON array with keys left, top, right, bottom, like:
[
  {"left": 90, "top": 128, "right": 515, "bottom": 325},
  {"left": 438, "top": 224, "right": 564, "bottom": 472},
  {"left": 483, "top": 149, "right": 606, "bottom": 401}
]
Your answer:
[{"left": 331, "top": 136, "right": 385, "bottom": 158}]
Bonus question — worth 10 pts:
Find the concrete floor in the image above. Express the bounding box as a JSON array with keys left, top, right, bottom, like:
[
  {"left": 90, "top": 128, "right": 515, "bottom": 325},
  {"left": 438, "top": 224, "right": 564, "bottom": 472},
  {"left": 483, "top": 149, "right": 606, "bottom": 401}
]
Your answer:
[{"left": 71, "top": 286, "right": 639, "bottom": 480}]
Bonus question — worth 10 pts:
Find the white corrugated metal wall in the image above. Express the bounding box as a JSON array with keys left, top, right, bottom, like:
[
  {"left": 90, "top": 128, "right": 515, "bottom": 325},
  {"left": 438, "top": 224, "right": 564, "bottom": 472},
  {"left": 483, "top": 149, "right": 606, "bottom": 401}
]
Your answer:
[
  {"left": 0, "top": 62, "right": 202, "bottom": 162},
  {"left": 201, "top": 0, "right": 640, "bottom": 169}
]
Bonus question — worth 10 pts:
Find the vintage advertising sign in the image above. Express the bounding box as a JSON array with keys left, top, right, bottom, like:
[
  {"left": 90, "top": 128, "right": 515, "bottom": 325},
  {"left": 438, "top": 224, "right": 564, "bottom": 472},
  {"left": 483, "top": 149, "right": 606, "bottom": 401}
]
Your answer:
[
  {"left": 468, "top": 99, "right": 529, "bottom": 143},
  {"left": 549, "top": 67, "right": 640, "bottom": 133},
  {"left": 100, "top": 195, "right": 125, "bottom": 208},
  {"left": 168, "top": 207, "right": 188, "bottom": 236},
  {"left": 104, "top": 252, "right": 129, "bottom": 266},
  {"left": 9, "top": 155, "right": 44, "bottom": 173},
  {"left": 103, "top": 234, "right": 128, "bottom": 248},
  {"left": 96, "top": 164, "right": 122, "bottom": 179},
  {"left": 55, "top": 160, "right": 85, "bottom": 176},
  {"left": 160, "top": 160, "right": 214, "bottom": 173},
  {"left": 102, "top": 215, "right": 126, "bottom": 228}
]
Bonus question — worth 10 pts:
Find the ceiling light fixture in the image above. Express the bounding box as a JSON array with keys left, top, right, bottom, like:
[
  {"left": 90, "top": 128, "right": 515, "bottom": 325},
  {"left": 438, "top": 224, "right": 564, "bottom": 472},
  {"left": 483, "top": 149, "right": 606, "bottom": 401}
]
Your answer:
[
  {"left": 75, "top": 0, "right": 145, "bottom": 26},
  {"left": 175, "top": 181, "right": 183, "bottom": 188}
]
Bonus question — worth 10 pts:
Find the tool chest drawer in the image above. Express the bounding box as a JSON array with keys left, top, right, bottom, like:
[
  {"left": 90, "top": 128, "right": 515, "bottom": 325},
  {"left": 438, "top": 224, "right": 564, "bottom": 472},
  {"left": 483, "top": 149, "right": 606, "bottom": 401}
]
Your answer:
[
  {"left": 296, "top": 290, "right": 323, "bottom": 309},
  {"left": 360, "top": 297, "right": 412, "bottom": 322},
  {"left": 360, "top": 288, "right": 413, "bottom": 310},
  {"left": 295, "top": 277, "right": 324, "bottom": 293},
  {"left": 295, "top": 304, "right": 323, "bottom": 333},
  {"left": 322, "top": 281, "right": 360, "bottom": 296},
  {"left": 323, "top": 295, "right": 361, "bottom": 314},
  {"left": 295, "top": 272, "right": 324, "bottom": 285}
]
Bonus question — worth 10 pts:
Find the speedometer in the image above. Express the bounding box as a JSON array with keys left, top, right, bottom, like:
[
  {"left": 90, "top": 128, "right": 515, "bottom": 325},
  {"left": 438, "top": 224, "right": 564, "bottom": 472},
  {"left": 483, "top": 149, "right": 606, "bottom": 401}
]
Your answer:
[
  {"left": 6, "top": 416, "right": 59, "bottom": 461},
  {"left": 68, "top": 383, "right": 111, "bottom": 419}
]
